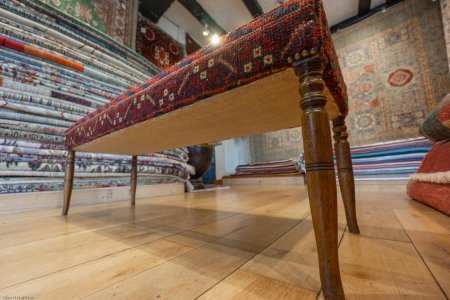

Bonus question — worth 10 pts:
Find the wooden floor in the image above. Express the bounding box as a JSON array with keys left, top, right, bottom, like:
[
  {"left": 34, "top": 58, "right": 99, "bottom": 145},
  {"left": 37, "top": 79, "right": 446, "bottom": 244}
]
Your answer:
[{"left": 0, "top": 185, "right": 449, "bottom": 299}]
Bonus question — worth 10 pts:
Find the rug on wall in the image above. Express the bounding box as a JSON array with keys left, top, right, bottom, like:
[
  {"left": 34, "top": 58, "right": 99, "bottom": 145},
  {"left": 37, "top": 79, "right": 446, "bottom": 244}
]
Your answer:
[
  {"left": 334, "top": 0, "right": 449, "bottom": 146},
  {"left": 136, "top": 14, "right": 182, "bottom": 69},
  {"left": 441, "top": 0, "right": 450, "bottom": 70},
  {"left": 247, "top": 0, "right": 449, "bottom": 162},
  {"left": 40, "top": 0, "right": 133, "bottom": 45}
]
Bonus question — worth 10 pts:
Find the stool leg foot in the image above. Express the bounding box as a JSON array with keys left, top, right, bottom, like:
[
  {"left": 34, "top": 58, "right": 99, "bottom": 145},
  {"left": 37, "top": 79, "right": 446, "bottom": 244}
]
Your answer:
[
  {"left": 333, "top": 116, "right": 360, "bottom": 234},
  {"left": 131, "top": 156, "right": 138, "bottom": 206},
  {"left": 62, "top": 150, "right": 75, "bottom": 216},
  {"left": 295, "top": 57, "right": 345, "bottom": 300}
]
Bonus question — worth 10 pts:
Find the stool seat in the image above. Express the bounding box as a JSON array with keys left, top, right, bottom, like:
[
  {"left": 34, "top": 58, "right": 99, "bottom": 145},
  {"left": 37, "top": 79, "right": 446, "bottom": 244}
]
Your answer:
[{"left": 65, "top": 0, "right": 347, "bottom": 155}]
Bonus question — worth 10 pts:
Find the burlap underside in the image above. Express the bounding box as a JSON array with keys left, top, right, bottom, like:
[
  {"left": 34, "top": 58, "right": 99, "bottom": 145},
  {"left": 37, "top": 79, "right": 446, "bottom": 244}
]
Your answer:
[{"left": 74, "top": 69, "right": 341, "bottom": 155}]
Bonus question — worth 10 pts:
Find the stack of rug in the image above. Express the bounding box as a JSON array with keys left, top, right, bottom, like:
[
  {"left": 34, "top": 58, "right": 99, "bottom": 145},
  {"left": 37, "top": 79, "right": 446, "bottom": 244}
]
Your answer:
[
  {"left": 0, "top": 0, "right": 193, "bottom": 194},
  {"left": 234, "top": 159, "right": 303, "bottom": 176},
  {"left": 350, "top": 138, "right": 434, "bottom": 181}
]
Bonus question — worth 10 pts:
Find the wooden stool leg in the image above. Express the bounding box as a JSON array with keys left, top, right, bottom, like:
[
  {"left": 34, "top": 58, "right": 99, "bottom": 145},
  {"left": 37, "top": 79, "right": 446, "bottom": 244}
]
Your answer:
[
  {"left": 333, "top": 116, "right": 360, "bottom": 234},
  {"left": 130, "top": 155, "right": 138, "bottom": 206},
  {"left": 62, "top": 150, "right": 75, "bottom": 216},
  {"left": 295, "top": 57, "right": 345, "bottom": 300}
]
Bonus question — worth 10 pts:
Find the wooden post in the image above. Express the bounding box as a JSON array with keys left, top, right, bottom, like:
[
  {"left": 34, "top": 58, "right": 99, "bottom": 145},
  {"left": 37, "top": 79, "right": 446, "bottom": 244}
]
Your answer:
[
  {"left": 333, "top": 116, "right": 360, "bottom": 234},
  {"left": 62, "top": 150, "right": 75, "bottom": 216},
  {"left": 295, "top": 57, "right": 345, "bottom": 300},
  {"left": 130, "top": 155, "right": 138, "bottom": 206}
]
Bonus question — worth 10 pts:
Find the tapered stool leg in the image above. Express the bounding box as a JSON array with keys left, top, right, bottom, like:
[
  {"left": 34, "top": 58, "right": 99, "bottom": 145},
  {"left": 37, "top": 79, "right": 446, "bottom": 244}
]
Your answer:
[
  {"left": 295, "top": 57, "right": 345, "bottom": 300},
  {"left": 333, "top": 116, "right": 360, "bottom": 234},
  {"left": 130, "top": 156, "right": 138, "bottom": 206},
  {"left": 62, "top": 150, "right": 75, "bottom": 216}
]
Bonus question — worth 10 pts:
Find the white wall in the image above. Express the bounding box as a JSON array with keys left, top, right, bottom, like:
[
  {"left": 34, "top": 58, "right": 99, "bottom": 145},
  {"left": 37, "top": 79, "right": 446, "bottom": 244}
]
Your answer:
[
  {"left": 215, "top": 138, "right": 250, "bottom": 179},
  {"left": 156, "top": 16, "right": 186, "bottom": 46}
]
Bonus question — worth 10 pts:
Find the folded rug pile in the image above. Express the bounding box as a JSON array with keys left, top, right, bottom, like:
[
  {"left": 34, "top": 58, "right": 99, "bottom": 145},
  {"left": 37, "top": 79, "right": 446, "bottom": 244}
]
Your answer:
[
  {"left": 0, "top": 1, "right": 193, "bottom": 194},
  {"left": 350, "top": 138, "right": 433, "bottom": 181},
  {"left": 234, "top": 159, "right": 303, "bottom": 176}
]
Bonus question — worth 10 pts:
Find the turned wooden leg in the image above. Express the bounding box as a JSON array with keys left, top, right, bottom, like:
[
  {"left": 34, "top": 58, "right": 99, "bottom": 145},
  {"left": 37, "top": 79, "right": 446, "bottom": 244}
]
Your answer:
[
  {"left": 130, "top": 155, "right": 138, "bottom": 206},
  {"left": 62, "top": 150, "right": 75, "bottom": 216},
  {"left": 295, "top": 57, "right": 345, "bottom": 300},
  {"left": 333, "top": 116, "right": 360, "bottom": 234}
]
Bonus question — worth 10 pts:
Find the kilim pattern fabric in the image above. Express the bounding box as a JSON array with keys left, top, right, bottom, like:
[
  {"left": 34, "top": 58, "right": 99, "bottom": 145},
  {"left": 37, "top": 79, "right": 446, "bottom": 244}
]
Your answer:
[{"left": 65, "top": 0, "right": 348, "bottom": 149}]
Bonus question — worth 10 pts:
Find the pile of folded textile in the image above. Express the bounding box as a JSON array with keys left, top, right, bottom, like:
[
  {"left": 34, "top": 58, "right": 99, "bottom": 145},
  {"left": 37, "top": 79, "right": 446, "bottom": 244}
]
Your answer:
[
  {"left": 0, "top": 1, "right": 193, "bottom": 194},
  {"left": 234, "top": 159, "right": 303, "bottom": 176},
  {"left": 350, "top": 138, "right": 434, "bottom": 181},
  {"left": 295, "top": 138, "right": 431, "bottom": 181}
]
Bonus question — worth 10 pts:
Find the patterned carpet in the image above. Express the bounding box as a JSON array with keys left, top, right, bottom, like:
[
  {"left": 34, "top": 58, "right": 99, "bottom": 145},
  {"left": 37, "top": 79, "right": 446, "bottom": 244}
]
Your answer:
[
  {"left": 249, "top": 0, "right": 449, "bottom": 162},
  {"left": 40, "top": 0, "right": 133, "bottom": 45},
  {"left": 334, "top": 0, "right": 449, "bottom": 146}
]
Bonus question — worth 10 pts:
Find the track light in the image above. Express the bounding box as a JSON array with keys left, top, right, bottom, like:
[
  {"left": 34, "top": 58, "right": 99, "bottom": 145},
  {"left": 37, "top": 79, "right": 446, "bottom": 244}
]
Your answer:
[
  {"left": 211, "top": 34, "right": 220, "bottom": 45},
  {"left": 202, "top": 24, "right": 210, "bottom": 36}
]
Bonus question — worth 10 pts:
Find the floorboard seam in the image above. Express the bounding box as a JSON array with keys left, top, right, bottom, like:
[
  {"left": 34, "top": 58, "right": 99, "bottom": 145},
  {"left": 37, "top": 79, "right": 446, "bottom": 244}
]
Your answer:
[
  {"left": 69, "top": 197, "right": 302, "bottom": 298},
  {"left": 393, "top": 210, "right": 448, "bottom": 299},
  {"left": 193, "top": 218, "right": 306, "bottom": 299}
]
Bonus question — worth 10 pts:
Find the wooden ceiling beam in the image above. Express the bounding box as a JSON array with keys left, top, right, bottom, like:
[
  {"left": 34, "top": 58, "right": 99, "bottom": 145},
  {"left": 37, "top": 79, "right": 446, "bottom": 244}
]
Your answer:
[
  {"left": 331, "top": 0, "right": 405, "bottom": 33},
  {"left": 358, "top": 0, "right": 371, "bottom": 16},
  {"left": 178, "top": 0, "right": 227, "bottom": 35},
  {"left": 139, "top": 0, "right": 175, "bottom": 23},
  {"left": 242, "top": 0, "right": 264, "bottom": 18}
]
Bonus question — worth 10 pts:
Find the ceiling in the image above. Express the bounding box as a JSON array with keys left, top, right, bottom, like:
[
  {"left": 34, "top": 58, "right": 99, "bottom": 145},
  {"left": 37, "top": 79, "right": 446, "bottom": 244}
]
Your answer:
[{"left": 140, "top": 0, "right": 390, "bottom": 46}]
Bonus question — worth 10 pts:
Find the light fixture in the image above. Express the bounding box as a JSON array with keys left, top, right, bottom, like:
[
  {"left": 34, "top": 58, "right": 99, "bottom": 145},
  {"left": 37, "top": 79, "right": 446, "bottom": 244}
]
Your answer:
[
  {"left": 202, "top": 24, "right": 210, "bottom": 36},
  {"left": 211, "top": 34, "right": 220, "bottom": 45}
]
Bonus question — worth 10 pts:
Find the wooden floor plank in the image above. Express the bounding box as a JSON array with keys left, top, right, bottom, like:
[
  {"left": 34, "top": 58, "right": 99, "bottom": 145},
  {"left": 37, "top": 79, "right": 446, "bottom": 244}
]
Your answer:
[
  {"left": 198, "top": 270, "right": 317, "bottom": 300},
  {"left": 394, "top": 203, "right": 450, "bottom": 298},
  {"left": 82, "top": 240, "right": 257, "bottom": 299},
  {"left": 0, "top": 185, "right": 447, "bottom": 300},
  {"left": 405, "top": 231, "right": 450, "bottom": 298},
  {"left": 338, "top": 234, "right": 445, "bottom": 299},
  {"left": 0, "top": 239, "right": 193, "bottom": 299},
  {"left": 241, "top": 218, "right": 346, "bottom": 293},
  {"left": 82, "top": 199, "right": 305, "bottom": 299}
]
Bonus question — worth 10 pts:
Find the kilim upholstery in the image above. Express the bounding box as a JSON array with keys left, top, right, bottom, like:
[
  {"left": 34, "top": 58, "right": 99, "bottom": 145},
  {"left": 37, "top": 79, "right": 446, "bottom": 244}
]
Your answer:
[{"left": 65, "top": 0, "right": 347, "bottom": 153}]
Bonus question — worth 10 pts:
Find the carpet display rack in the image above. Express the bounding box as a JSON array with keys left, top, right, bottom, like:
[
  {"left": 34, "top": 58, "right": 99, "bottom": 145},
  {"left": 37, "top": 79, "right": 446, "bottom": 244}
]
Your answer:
[{"left": 0, "top": 0, "right": 194, "bottom": 194}]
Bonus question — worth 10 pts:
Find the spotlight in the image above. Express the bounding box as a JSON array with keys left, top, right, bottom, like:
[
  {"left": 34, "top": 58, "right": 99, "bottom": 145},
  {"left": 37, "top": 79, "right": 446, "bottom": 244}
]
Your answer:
[
  {"left": 211, "top": 34, "right": 220, "bottom": 45},
  {"left": 202, "top": 24, "right": 210, "bottom": 36}
]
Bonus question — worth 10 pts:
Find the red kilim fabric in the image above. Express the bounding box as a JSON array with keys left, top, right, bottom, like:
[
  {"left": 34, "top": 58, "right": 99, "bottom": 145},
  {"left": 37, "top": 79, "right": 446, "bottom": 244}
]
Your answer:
[
  {"left": 407, "top": 181, "right": 450, "bottom": 215},
  {"left": 416, "top": 140, "right": 450, "bottom": 173},
  {"left": 407, "top": 140, "right": 450, "bottom": 215},
  {"left": 65, "top": 0, "right": 347, "bottom": 149}
]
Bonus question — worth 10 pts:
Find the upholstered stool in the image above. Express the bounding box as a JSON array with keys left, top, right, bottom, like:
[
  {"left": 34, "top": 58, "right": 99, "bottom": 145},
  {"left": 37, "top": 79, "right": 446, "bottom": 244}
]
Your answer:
[{"left": 63, "top": 0, "right": 359, "bottom": 298}]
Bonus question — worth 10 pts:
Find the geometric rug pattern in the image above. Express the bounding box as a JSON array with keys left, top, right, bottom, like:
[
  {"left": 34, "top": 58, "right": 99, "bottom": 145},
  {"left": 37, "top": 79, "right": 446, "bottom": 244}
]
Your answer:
[
  {"left": 249, "top": 0, "right": 449, "bottom": 162},
  {"left": 40, "top": 0, "right": 133, "bottom": 45}
]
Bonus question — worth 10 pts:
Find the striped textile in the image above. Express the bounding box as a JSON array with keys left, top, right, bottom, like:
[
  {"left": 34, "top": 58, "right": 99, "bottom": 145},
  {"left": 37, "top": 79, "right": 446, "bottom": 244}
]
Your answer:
[
  {"left": 0, "top": 1, "right": 194, "bottom": 194},
  {"left": 234, "top": 159, "right": 303, "bottom": 176},
  {"left": 350, "top": 138, "right": 434, "bottom": 180}
]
